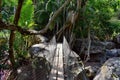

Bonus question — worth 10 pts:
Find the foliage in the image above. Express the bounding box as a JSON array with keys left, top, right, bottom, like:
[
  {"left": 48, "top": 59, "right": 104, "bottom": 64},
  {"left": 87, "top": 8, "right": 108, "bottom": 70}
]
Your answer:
[
  {"left": 33, "top": 0, "right": 120, "bottom": 40},
  {"left": 1, "top": 0, "right": 17, "bottom": 22},
  {"left": 75, "top": 0, "right": 120, "bottom": 40},
  {"left": 34, "top": 0, "right": 60, "bottom": 30},
  {"left": 1, "top": 0, "right": 34, "bottom": 63},
  {"left": 0, "top": 30, "right": 9, "bottom": 69},
  {"left": 19, "top": 0, "right": 34, "bottom": 28}
]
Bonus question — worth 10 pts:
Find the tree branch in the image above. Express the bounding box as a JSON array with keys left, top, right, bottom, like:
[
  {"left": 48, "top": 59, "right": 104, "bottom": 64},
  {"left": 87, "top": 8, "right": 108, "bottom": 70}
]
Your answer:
[
  {"left": 0, "top": 20, "right": 44, "bottom": 35},
  {"left": 14, "top": 0, "right": 24, "bottom": 25},
  {"left": 39, "top": 0, "right": 72, "bottom": 33},
  {"left": 0, "top": 0, "right": 72, "bottom": 35}
]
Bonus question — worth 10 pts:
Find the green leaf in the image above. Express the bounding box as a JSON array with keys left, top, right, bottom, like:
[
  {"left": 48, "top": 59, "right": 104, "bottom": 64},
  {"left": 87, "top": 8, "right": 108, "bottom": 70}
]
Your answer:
[{"left": 19, "top": 0, "right": 34, "bottom": 27}]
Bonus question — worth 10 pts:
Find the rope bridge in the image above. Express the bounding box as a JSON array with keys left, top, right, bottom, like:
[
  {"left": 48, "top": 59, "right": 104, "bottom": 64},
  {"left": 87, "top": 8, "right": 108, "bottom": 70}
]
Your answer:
[
  {"left": 49, "top": 43, "right": 64, "bottom": 80},
  {"left": 28, "top": 36, "right": 84, "bottom": 80}
]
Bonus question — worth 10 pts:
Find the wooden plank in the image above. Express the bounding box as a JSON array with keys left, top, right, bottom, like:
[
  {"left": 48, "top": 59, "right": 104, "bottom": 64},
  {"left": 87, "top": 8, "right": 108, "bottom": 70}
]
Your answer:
[
  {"left": 49, "top": 44, "right": 64, "bottom": 80},
  {"left": 49, "top": 48, "right": 59, "bottom": 80},
  {"left": 57, "top": 44, "right": 64, "bottom": 80}
]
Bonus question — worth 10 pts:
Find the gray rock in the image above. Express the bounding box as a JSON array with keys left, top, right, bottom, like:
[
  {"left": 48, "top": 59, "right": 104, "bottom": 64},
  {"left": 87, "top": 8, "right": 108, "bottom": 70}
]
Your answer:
[
  {"left": 93, "top": 57, "right": 120, "bottom": 80},
  {"left": 29, "top": 43, "right": 49, "bottom": 57},
  {"left": 29, "top": 36, "right": 56, "bottom": 62},
  {"left": 16, "top": 57, "right": 51, "bottom": 80},
  {"left": 113, "top": 34, "right": 120, "bottom": 44},
  {"left": 101, "top": 41, "right": 116, "bottom": 49},
  {"left": 106, "top": 49, "right": 120, "bottom": 58}
]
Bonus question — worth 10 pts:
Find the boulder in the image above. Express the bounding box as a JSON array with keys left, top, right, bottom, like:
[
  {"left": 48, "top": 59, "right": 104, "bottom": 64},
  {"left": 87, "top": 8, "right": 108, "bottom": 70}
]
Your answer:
[
  {"left": 29, "top": 36, "right": 56, "bottom": 62},
  {"left": 85, "top": 62, "right": 101, "bottom": 80},
  {"left": 113, "top": 34, "right": 120, "bottom": 44},
  {"left": 29, "top": 43, "right": 49, "bottom": 57},
  {"left": 93, "top": 57, "right": 120, "bottom": 80},
  {"left": 106, "top": 49, "right": 120, "bottom": 58},
  {"left": 101, "top": 41, "right": 116, "bottom": 49},
  {"left": 31, "top": 35, "right": 48, "bottom": 43},
  {"left": 84, "top": 41, "right": 106, "bottom": 63},
  {"left": 16, "top": 57, "right": 51, "bottom": 80},
  {"left": 84, "top": 41, "right": 117, "bottom": 63},
  {"left": 113, "top": 34, "right": 120, "bottom": 48}
]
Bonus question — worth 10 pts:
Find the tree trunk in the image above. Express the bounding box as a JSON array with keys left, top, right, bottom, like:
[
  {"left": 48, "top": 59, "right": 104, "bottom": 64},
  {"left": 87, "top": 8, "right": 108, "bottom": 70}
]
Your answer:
[
  {"left": 9, "top": 0, "right": 24, "bottom": 69},
  {"left": 9, "top": 31, "right": 16, "bottom": 68},
  {"left": 0, "top": 0, "right": 2, "bottom": 19},
  {"left": 8, "top": 0, "right": 24, "bottom": 80}
]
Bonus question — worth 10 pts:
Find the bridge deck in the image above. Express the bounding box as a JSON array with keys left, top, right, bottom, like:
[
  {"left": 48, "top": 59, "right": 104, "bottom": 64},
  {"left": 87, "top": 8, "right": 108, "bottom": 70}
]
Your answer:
[{"left": 49, "top": 44, "right": 64, "bottom": 80}]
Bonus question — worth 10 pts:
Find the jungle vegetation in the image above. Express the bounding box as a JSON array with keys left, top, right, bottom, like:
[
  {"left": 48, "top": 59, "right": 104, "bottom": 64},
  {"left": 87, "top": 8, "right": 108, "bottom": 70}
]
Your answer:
[{"left": 0, "top": 0, "right": 120, "bottom": 78}]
